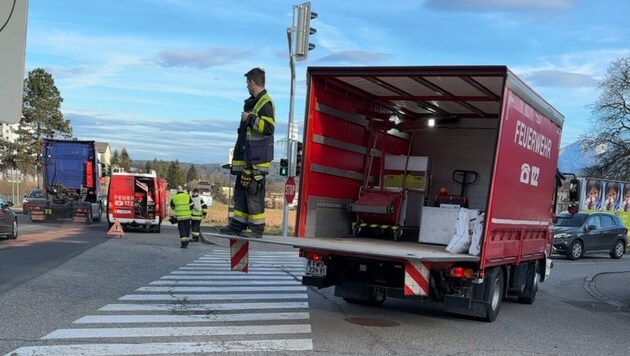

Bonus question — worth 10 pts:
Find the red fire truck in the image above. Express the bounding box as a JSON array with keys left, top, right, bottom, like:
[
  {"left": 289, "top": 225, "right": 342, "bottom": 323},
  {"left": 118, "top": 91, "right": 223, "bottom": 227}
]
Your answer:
[
  {"left": 106, "top": 170, "right": 167, "bottom": 232},
  {"left": 214, "top": 65, "right": 568, "bottom": 322}
]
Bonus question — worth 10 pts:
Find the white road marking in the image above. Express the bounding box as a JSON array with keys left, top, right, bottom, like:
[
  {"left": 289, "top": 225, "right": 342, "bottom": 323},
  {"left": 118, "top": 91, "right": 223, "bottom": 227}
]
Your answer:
[
  {"left": 149, "top": 279, "right": 300, "bottom": 285},
  {"left": 98, "top": 301, "right": 309, "bottom": 311},
  {"left": 42, "top": 324, "right": 312, "bottom": 339},
  {"left": 134, "top": 286, "right": 306, "bottom": 292},
  {"left": 74, "top": 312, "right": 310, "bottom": 324},
  {"left": 6, "top": 250, "right": 314, "bottom": 355},
  {"left": 8, "top": 339, "right": 313, "bottom": 355},
  {"left": 119, "top": 293, "right": 308, "bottom": 301}
]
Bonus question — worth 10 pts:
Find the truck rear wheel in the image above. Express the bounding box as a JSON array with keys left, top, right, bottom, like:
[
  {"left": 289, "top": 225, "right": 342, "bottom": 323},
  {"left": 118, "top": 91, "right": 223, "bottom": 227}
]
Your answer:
[
  {"left": 342, "top": 287, "right": 386, "bottom": 307},
  {"left": 517, "top": 262, "right": 539, "bottom": 305},
  {"left": 343, "top": 295, "right": 386, "bottom": 307},
  {"left": 483, "top": 267, "right": 504, "bottom": 322}
]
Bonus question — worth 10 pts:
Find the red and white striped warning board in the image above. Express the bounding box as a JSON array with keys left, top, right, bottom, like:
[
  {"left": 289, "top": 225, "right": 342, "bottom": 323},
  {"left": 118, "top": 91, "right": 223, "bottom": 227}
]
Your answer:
[
  {"left": 230, "top": 239, "right": 249, "bottom": 272},
  {"left": 404, "top": 260, "right": 429, "bottom": 296}
]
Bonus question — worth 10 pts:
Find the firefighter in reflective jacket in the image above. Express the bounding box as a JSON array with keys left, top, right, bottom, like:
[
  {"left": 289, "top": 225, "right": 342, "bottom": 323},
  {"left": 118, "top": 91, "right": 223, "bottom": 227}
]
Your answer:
[
  {"left": 220, "top": 67, "right": 275, "bottom": 239},
  {"left": 190, "top": 188, "right": 208, "bottom": 242},
  {"left": 170, "top": 185, "right": 194, "bottom": 248}
]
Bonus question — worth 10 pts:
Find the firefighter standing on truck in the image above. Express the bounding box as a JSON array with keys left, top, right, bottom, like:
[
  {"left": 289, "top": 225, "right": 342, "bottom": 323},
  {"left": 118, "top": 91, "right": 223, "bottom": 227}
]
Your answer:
[
  {"left": 220, "top": 67, "right": 275, "bottom": 239},
  {"left": 170, "top": 185, "right": 193, "bottom": 248},
  {"left": 190, "top": 188, "right": 208, "bottom": 242}
]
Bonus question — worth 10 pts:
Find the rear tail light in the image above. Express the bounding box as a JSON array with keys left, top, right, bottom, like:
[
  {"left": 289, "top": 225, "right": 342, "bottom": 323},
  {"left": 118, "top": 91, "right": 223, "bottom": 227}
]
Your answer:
[
  {"left": 451, "top": 266, "right": 475, "bottom": 279},
  {"left": 299, "top": 249, "right": 327, "bottom": 261}
]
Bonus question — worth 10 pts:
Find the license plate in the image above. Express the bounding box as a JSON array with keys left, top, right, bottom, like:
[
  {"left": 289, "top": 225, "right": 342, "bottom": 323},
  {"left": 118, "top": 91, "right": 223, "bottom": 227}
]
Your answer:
[
  {"left": 306, "top": 260, "right": 327, "bottom": 277},
  {"left": 45, "top": 209, "right": 52, "bottom": 215}
]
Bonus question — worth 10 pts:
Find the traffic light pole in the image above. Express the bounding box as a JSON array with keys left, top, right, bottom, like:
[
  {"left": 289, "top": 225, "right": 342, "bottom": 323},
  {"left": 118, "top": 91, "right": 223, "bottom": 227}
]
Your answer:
[
  {"left": 282, "top": 25, "right": 297, "bottom": 238},
  {"left": 282, "top": 2, "right": 315, "bottom": 238}
]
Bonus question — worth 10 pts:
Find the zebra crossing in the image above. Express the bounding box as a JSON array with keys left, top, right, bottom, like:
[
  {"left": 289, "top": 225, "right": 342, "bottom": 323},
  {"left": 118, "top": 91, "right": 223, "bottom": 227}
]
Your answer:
[{"left": 5, "top": 250, "right": 313, "bottom": 355}]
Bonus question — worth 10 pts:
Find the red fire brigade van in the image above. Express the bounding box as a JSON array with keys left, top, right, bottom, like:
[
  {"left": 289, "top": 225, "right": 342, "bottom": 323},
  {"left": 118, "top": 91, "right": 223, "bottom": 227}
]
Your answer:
[
  {"left": 107, "top": 170, "right": 167, "bottom": 232},
  {"left": 213, "top": 65, "right": 569, "bottom": 322}
]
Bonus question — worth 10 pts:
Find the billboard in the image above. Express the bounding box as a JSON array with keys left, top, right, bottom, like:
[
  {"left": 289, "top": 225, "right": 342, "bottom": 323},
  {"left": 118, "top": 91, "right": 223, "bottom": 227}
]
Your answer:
[
  {"left": 0, "top": 0, "right": 29, "bottom": 124},
  {"left": 580, "top": 178, "right": 630, "bottom": 228}
]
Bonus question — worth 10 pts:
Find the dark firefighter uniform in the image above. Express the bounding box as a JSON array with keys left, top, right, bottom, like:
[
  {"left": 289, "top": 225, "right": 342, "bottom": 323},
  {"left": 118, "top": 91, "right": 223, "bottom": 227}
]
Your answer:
[
  {"left": 191, "top": 192, "right": 208, "bottom": 242},
  {"left": 227, "top": 89, "right": 275, "bottom": 237},
  {"left": 170, "top": 189, "right": 193, "bottom": 248}
]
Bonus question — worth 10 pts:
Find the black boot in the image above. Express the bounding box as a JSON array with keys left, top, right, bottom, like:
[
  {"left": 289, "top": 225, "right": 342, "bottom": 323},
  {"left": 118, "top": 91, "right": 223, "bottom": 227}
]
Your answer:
[{"left": 240, "top": 228, "right": 263, "bottom": 239}]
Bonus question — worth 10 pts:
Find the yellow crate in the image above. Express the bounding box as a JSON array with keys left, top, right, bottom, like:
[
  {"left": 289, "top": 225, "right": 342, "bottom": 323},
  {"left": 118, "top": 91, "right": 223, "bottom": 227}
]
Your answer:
[{"left": 383, "top": 174, "right": 425, "bottom": 189}]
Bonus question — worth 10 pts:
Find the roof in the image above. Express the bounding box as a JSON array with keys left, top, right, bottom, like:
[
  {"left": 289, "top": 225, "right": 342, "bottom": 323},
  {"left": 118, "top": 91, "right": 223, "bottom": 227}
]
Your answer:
[
  {"left": 306, "top": 65, "right": 564, "bottom": 129},
  {"left": 95, "top": 142, "right": 110, "bottom": 153}
]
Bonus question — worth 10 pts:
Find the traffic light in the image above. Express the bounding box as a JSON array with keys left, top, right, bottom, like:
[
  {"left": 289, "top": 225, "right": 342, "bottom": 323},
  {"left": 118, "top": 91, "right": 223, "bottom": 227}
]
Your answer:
[
  {"left": 295, "top": 141, "right": 303, "bottom": 176},
  {"left": 280, "top": 158, "right": 289, "bottom": 176},
  {"left": 295, "top": 2, "right": 317, "bottom": 61}
]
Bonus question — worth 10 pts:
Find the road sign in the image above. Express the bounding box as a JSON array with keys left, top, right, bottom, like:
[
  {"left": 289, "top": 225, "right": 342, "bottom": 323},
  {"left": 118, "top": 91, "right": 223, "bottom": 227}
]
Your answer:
[
  {"left": 285, "top": 176, "right": 296, "bottom": 204},
  {"left": 289, "top": 123, "right": 298, "bottom": 141},
  {"left": 107, "top": 220, "right": 125, "bottom": 238}
]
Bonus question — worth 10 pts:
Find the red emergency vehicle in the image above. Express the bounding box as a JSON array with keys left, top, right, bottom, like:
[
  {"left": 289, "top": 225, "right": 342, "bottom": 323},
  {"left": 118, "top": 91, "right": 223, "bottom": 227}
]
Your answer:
[
  {"left": 107, "top": 170, "right": 167, "bottom": 232},
  {"left": 216, "top": 65, "right": 569, "bottom": 322}
]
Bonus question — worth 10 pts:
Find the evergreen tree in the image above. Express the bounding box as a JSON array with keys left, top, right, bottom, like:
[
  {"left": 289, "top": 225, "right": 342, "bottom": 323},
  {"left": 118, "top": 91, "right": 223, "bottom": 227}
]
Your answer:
[
  {"left": 187, "top": 164, "right": 198, "bottom": 183},
  {"left": 0, "top": 68, "right": 72, "bottom": 184},
  {"left": 144, "top": 160, "right": 153, "bottom": 173},
  {"left": 152, "top": 158, "right": 169, "bottom": 178},
  {"left": 209, "top": 172, "right": 229, "bottom": 204},
  {"left": 581, "top": 55, "right": 630, "bottom": 180},
  {"left": 110, "top": 149, "right": 120, "bottom": 171},
  {"left": 119, "top": 148, "right": 132, "bottom": 171},
  {"left": 166, "top": 160, "right": 186, "bottom": 189}
]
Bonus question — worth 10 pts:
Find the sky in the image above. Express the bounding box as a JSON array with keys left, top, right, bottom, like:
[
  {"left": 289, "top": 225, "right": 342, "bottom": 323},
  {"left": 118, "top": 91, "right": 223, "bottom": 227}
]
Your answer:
[{"left": 19, "top": 0, "right": 630, "bottom": 164}]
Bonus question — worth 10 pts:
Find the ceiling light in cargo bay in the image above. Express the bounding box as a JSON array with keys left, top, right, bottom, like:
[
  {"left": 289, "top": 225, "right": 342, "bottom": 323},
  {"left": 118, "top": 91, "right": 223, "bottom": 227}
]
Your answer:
[{"left": 428, "top": 118, "right": 435, "bottom": 127}]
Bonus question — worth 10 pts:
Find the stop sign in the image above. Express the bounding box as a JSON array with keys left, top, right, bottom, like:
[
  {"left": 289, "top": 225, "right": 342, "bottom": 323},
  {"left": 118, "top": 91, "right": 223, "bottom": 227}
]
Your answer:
[{"left": 285, "top": 176, "right": 296, "bottom": 204}]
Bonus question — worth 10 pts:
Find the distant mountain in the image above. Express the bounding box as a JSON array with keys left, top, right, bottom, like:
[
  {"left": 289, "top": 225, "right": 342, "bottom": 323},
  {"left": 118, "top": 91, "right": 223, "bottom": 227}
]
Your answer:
[{"left": 557, "top": 140, "right": 595, "bottom": 175}]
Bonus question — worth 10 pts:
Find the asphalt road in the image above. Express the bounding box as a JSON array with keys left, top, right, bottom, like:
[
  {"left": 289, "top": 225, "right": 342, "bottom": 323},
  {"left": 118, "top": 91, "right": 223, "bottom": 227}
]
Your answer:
[{"left": 1, "top": 217, "right": 629, "bottom": 356}]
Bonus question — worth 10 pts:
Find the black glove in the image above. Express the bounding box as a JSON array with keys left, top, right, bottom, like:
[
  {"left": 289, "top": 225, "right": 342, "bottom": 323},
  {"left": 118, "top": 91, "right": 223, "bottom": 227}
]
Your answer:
[
  {"left": 248, "top": 180, "right": 259, "bottom": 195},
  {"left": 248, "top": 171, "right": 264, "bottom": 195},
  {"left": 169, "top": 216, "right": 177, "bottom": 225}
]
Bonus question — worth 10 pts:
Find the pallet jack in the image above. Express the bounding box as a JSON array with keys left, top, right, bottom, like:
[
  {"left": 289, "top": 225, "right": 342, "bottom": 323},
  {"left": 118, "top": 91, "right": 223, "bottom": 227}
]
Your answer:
[{"left": 434, "top": 169, "right": 478, "bottom": 208}]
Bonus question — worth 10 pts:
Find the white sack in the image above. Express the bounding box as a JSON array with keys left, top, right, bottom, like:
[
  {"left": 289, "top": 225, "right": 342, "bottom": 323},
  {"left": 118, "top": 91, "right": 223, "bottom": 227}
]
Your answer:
[
  {"left": 446, "top": 208, "right": 474, "bottom": 254},
  {"left": 468, "top": 212, "right": 484, "bottom": 256}
]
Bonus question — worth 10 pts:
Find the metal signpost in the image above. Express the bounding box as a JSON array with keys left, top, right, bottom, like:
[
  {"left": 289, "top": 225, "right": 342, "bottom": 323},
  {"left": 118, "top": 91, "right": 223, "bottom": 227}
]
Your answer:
[{"left": 282, "top": 2, "right": 316, "bottom": 237}]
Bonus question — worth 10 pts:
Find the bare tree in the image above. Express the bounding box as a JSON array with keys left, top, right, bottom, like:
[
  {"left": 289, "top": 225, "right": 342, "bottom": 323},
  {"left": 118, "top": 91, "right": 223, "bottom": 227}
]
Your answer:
[{"left": 580, "top": 56, "right": 630, "bottom": 180}]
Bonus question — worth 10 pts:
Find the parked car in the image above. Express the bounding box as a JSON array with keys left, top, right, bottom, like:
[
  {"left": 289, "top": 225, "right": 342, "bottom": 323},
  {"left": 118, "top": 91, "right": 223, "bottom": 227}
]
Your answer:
[
  {"left": 553, "top": 212, "right": 628, "bottom": 260},
  {"left": 22, "top": 189, "right": 46, "bottom": 215},
  {"left": 0, "top": 195, "right": 18, "bottom": 239}
]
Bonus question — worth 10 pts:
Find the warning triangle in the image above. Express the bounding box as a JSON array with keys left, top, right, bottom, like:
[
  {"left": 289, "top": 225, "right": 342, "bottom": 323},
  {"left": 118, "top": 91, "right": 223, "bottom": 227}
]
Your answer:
[{"left": 107, "top": 220, "right": 125, "bottom": 238}]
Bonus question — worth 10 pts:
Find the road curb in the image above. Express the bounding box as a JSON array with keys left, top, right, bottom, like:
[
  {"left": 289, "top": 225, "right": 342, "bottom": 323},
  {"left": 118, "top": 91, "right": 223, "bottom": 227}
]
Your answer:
[{"left": 584, "top": 272, "right": 628, "bottom": 309}]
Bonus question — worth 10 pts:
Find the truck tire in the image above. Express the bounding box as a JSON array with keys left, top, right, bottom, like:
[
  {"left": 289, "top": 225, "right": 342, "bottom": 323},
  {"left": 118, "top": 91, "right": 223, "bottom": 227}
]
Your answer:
[
  {"left": 610, "top": 240, "right": 625, "bottom": 259},
  {"left": 93, "top": 207, "right": 102, "bottom": 223},
  {"left": 517, "top": 262, "right": 539, "bottom": 305},
  {"left": 483, "top": 267, "right": 504, "bottom": 322},
  {"left": 342, "top": 295, "right": 386, "bottom": 307},
  {"left": 342, "top": 287, "right": 386, "bottom": 307},
  {"left": 568, "top": 240, "right": 583, "bottom": 260},
  {"left": 8, "top": 219, "right": 18, "bottom": 239}
]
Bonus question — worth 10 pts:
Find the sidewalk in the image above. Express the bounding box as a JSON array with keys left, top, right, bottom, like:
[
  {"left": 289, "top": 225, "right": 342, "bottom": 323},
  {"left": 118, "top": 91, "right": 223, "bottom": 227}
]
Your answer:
[{"left": 586, "top": 271, "right": 630, "bottom": 308}]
